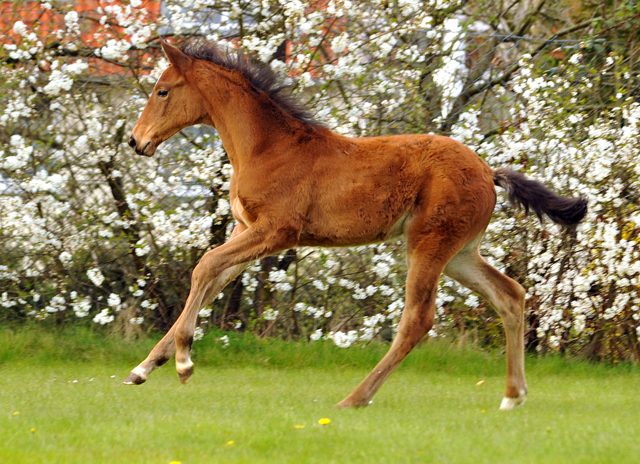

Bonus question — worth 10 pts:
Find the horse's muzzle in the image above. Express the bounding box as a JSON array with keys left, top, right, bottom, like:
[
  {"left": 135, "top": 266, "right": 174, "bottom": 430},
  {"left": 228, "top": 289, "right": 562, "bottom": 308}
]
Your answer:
[{"left": 128, "top": 135, "right": 153, "bottom": 157}]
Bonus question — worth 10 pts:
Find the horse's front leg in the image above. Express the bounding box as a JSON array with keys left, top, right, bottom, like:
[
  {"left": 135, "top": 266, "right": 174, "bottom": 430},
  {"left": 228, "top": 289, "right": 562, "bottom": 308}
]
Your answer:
[
  {"left": 124, "top": 223, "right": 247, "bottom": 385},
  {"left": 123, "top": 263, "right": 244, "bottom": 385},
  {"left": 124, "top": 222, "right": 296, "bottom": 385}
]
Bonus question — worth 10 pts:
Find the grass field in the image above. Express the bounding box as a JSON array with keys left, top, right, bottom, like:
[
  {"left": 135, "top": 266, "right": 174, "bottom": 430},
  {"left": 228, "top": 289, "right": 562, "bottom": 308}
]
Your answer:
[{"left": 1, "top": 327, "right": 639, "bottom": 463}]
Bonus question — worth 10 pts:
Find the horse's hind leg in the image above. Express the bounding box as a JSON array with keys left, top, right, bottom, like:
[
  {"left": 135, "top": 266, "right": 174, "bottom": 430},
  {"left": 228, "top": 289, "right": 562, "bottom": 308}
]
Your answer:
[
  {"left": 336, "top": 230, "right": 465, "bottom": 408},
  {"left": 444, "top": 237, "right": 528, "bottom": 410}
]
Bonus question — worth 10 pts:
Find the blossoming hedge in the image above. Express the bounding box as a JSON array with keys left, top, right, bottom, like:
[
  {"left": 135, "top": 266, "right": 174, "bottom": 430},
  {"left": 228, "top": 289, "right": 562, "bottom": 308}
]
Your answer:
[{"left": 1, "top": 0, "right": 639, "bottom": 361}]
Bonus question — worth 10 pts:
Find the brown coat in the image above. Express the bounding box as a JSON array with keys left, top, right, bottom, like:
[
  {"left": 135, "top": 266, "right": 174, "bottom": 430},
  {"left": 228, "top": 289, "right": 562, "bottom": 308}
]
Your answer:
[{"left": 125, "top": 40, "right": 586, "bottom": 410}]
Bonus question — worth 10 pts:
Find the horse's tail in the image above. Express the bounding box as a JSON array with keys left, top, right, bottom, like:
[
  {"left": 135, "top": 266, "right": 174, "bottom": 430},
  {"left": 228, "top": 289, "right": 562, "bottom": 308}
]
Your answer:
[{"left": 492, "top": 168, "right": 588, "bottom": 226}]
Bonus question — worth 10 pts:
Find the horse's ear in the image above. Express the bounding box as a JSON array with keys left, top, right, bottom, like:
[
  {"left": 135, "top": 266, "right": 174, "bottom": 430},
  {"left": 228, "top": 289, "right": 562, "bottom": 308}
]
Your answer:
[{"left": 161, "top": 39, "right": 191, "bottom": 74}]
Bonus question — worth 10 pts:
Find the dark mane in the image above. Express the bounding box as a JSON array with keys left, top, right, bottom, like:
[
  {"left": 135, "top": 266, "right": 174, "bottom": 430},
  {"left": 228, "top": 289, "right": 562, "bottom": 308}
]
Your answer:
[{"left": 179, "top": 40, "right": 321, "bottom": 128}]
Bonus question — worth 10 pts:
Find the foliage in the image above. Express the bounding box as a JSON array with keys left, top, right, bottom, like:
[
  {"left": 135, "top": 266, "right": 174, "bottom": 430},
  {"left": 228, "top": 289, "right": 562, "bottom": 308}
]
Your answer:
[
  {"left": 453, "top": 51, "right": 640, "bottom": 361},
  {"left": 1, "top": 0, "right": 640, "bottom": 360}
]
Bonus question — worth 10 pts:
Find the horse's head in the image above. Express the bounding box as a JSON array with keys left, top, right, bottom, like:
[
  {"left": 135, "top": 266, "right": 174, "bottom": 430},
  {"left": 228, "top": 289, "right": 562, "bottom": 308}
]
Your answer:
[{"left": 129, "top": 40, "right": 209, "bottom": 157}]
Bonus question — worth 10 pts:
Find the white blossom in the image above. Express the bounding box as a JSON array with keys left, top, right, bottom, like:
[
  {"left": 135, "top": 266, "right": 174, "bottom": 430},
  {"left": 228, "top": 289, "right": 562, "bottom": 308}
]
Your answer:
[
  {"left": 329, "top": 330, "right": 359, "bottom": 348},
  {"left": 107, "top": 293, "right": 121, "bottom": 308},
  {"left": 87, "top": 268, "right": 105, "bottom": 287},
  {"left": 72, "top": 297, "right": 91, "bottom": 318},
  {"left": 263, "top": 308, "right": 279, "bottom": 321},
  {"left": 93, "top": 308, "right": 114, "bottom": 325},
  {"left": 12, "top": 21, "right": 28, "bottom": 37},
  {"left": 199, "top": 307, "right": 212, "bottom": 318}
]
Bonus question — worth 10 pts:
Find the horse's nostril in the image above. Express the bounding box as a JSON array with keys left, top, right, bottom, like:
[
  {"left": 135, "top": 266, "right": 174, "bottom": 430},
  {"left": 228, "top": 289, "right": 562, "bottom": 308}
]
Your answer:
[{"left": 128, "top": 136, "right": 137, "bottom": 149}]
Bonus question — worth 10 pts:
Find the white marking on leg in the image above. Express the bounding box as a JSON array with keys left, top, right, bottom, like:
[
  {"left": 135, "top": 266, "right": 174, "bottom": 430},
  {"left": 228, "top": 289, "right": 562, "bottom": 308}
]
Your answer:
[
  {"left": 131, "top": 365, "right": 150, "bottom": 379},
  {"left": 131, "top": 364, "right": 151, "bottom": 379},
  {"left": 499, "top": 390, "right": 527, "bottom": 411},
  {"left": 176, "top": 357, "right": 194, "bottom": 374}
]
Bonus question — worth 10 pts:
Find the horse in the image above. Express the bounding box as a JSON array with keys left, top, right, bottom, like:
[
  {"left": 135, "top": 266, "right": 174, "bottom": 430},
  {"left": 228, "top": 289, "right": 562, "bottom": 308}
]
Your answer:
[{"left": 125, "top": 39, "right": 587, "bottom": 411}]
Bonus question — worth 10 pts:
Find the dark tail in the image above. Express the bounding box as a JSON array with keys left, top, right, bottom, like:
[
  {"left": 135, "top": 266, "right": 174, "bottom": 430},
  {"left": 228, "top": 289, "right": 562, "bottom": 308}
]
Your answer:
[{"left": 492, "top": 168, "right": 588, "bottom": 226}]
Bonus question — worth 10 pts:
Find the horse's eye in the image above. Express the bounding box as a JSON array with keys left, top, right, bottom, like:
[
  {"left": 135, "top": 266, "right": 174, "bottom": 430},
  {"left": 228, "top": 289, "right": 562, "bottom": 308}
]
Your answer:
[{"left": 157, "top": 90, "right": 168, "bottom": 97}]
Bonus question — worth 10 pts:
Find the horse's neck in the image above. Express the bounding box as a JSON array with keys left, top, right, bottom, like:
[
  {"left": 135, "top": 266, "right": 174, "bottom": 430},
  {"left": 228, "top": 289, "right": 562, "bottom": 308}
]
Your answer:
[{"left": 197, "top": 70, "right": 273, "bottom": 169}]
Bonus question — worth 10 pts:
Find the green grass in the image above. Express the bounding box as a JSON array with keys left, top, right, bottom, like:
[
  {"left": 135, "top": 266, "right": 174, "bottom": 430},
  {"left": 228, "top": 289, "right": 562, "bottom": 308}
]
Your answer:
[{"left": 1, "top": 327, "right": 639, "bottom": 463}]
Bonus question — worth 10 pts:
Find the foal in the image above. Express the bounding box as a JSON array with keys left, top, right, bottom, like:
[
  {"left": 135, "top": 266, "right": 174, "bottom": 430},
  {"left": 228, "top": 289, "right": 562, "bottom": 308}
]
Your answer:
[{"left": 126, "top": 40, "right": 587, "bottom": 410}]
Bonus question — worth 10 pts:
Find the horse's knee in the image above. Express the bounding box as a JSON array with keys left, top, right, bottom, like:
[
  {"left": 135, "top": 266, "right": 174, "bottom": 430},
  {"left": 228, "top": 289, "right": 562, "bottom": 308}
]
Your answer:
[
  {"left": 511, "top": 281, "right": 526, "bottom": 306},
  {"left": 191, "top": 254, "right": 217, "bottom": 287}
]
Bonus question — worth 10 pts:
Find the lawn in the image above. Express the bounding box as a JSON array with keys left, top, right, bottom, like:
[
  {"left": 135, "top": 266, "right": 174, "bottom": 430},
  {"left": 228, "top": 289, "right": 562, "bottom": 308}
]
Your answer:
[{"left": 1, "top": 328, "right": 639, "bottom": 463}]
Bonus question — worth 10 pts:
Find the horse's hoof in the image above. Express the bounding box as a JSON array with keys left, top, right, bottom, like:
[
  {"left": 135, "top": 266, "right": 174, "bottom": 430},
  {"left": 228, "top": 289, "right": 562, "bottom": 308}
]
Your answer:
[
  {"left": 333, "top": 401, "right": 352, "bottom": 409},
  {"left": 499, "top": 393, "right": 526, "bottom": 411},
  {"left": 123, "top": 372, "right": 146, "bottom": 385},
  {"left": 334, "top": 398, "right": 369, "bottom": 408},
  {"left": 177, "top": 362, "right": 194, "bottom": 384}
]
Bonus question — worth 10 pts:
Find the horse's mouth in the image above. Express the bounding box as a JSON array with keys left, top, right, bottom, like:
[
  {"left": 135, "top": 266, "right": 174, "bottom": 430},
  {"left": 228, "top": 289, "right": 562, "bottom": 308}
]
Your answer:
[
  {"left": 134, "top": 141, "right": 156, "bottom": 157},
  {"left": 138, "top": 141, "right": 155, "bottom": 157}
]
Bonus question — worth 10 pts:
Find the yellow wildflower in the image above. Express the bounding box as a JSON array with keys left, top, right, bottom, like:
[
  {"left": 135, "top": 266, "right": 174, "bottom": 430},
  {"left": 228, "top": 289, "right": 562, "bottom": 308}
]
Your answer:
[
  {"left": 227, "top": 441, "right": 234, "bottom": 446},
  {"left": 294, "top": 425, "right": 305, "bottom": 429},
  {"left": 12, "top": 411, "right": 19, "bottom": 416},
  {"left": 318, "top": 418, "right": 331, "bottom": 425}
]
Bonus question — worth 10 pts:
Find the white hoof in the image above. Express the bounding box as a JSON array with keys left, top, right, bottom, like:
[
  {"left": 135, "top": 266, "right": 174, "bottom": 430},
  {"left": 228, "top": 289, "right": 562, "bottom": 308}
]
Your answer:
[{"left": 499, "top": 393, "right": 526, "bottom": 411}]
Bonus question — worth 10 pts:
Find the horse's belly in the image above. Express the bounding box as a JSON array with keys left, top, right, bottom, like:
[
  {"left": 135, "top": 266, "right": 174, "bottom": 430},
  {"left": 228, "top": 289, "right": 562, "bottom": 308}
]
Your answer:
[{"left": 298, "top": 212, "right": 409, "bottom": 247}]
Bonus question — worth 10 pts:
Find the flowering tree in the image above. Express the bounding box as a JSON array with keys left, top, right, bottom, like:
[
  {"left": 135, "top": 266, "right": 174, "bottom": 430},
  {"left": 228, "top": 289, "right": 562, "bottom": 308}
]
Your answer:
[
  {"left": 1, "top": 0, "right": 639, "bottom": 361},
  {"left": 457, "top": 51, "right": 640, "bottom": 360}
]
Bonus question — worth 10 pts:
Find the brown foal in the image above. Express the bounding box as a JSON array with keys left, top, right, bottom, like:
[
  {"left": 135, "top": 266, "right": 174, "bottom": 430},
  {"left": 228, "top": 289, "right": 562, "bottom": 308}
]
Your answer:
[{"left": 125, "top": 40, "right": 587, "bottom": 410}]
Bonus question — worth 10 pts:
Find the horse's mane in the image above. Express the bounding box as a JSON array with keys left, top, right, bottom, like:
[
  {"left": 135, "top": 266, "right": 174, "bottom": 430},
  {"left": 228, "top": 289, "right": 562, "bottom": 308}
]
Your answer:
[{"left": 179, "top": 40, "right": 322, "bottom": 128}]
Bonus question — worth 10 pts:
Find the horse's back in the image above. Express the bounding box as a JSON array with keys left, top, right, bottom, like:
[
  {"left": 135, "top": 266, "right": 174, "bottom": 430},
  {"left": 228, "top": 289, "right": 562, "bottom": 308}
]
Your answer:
[{"left": 297, "top": 133, "right": 495, "bottom": 247}]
